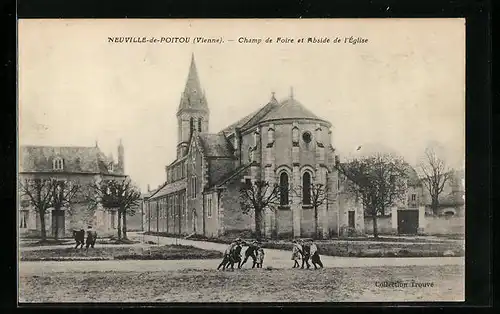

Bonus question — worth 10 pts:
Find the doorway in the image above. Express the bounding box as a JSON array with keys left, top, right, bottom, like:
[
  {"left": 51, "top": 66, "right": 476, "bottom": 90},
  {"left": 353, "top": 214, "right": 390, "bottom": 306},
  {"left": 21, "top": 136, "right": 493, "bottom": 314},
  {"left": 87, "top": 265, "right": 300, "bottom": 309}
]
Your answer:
[
  {"left": 397, "top": 210, "right": 418, "bottom": 234},
  {"left": 348, "top": 211, "right": 355, "bottom": 229},
  {"left": 51, "top": 210, "right": 65, "bottom": 238}
]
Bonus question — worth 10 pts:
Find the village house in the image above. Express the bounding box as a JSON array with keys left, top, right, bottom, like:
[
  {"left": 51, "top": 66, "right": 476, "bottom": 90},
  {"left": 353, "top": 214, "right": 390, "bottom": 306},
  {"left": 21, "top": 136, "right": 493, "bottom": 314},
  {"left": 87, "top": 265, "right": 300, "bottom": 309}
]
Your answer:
[{"left": 18, "top": 141, "right": 129, "bottom": 238}]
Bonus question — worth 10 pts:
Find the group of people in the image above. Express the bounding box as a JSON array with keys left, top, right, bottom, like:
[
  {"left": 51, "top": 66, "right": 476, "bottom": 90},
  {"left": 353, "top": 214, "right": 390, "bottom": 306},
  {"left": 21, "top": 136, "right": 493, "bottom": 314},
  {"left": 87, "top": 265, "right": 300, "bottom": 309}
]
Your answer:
[
  {"left": 291, "top": 239, "right": 324, "bottom": 270},
  {"left": 217, "top": 238, "right": 265, "bottom": 270},
  {"left": 216, "top": 237, "right": 324, "bottom": 271},
  {"left": 72, "top": 225, "right": 98, "bottom": 249}
]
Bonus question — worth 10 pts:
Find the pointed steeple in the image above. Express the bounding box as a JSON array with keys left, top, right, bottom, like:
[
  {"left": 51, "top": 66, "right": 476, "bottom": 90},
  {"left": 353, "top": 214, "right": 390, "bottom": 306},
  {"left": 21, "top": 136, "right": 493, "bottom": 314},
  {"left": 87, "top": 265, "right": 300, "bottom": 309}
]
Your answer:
[
  {"left": 178, "top": 53, "right": 208, "bottom": 113},
  {"left": 290, "top": 86, "right": 294, "bottom": 100}
]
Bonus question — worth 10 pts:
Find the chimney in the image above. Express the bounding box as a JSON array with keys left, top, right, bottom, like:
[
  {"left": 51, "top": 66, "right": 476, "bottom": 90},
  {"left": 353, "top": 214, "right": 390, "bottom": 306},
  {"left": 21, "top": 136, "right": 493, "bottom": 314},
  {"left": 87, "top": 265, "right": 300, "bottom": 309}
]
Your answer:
[
  {"left": 147, "top": 184, "right": 151, "bottom": 192},
  {"left": 118, "top": 139, "right": 125, "bottom": 173}
]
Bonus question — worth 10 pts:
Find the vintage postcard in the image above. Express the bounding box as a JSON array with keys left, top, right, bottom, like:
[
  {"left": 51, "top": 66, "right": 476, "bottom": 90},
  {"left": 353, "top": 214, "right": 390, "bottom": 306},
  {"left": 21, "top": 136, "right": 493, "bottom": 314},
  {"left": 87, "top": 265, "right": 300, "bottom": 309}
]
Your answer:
[{"left": 18, "top": 18, "right": 465, "bottom": 303}]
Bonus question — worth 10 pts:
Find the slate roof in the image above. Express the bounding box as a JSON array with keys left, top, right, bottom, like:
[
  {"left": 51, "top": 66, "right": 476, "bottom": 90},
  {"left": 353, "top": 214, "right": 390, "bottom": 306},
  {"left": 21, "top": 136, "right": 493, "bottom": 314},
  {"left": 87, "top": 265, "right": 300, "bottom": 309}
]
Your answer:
[
  {"left": 19, "top": 145, "right": 121, "bottom": 175},
  {"left": 403, "top": 163, "right": 421, "bottom": 186},
  {"left": 220, "top": 94, "right": 329, "bottom": 134},
  {"left": 198, "top": 133, "right": 235, "bottom": 158},
  {"left": 262, "top": 98, "right": 323, "bottom": 122}
]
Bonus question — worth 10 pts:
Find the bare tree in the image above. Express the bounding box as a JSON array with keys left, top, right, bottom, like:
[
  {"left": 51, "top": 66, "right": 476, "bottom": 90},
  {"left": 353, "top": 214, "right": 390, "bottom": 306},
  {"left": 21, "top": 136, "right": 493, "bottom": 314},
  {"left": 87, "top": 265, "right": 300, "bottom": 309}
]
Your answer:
[
  {"left": 310, "top": 183, "right": 332, "bottom": 239},
  {"left": 48, "top": 180, "right": 80, "bottom": 240},
  {"left": 19, "top": 178, "right": 53, "bottom": 241},
  {"left": 87, "top": 178, "right": 141, "bottom": 240},
  {"left": 19, "top": 178, "right": 80, "bottom": 240},
  {"left": 338, "top": 153, "right": 408, "bottom": 238},
  {"left": 293, "top": 182, "right": 332, "bottom": 239},
  {"left": 239, "top": 180, "right": 283, "bottom": 240},
  {"left": 419, "top": 147, "right": 453, "bottom": 216}
]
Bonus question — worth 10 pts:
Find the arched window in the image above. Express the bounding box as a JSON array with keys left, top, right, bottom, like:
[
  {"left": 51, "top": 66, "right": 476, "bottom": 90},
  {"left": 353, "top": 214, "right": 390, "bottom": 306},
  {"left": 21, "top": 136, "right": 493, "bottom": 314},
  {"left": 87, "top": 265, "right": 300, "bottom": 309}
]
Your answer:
[
  {"left": 302, "top": 172, "right": 312, "bottom": 205},
  {"left": 279, "top": 172, "right": 289, "bottom": 206},
  {"left": 198, "top": 118, "right": 202, "bottom": 132}
]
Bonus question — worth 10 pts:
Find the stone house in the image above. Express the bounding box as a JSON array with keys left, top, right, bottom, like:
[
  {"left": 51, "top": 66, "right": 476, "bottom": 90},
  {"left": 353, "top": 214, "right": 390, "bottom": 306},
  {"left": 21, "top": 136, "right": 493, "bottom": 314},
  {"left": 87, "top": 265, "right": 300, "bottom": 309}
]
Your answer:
[{"left": 18, "top": 142, "right": 128, "bottom": 238}]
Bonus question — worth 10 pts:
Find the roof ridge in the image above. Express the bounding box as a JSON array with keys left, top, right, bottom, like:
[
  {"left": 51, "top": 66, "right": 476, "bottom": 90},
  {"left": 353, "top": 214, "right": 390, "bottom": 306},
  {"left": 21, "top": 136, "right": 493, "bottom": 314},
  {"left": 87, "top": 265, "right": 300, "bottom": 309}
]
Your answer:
[{"left": 214, "top": 163, "right": 252, "bottom": 187}]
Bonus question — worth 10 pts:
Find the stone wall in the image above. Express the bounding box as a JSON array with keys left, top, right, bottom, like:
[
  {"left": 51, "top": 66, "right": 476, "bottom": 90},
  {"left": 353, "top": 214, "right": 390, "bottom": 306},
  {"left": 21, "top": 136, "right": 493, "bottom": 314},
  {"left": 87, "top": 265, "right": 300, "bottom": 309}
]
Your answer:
[
  {"left": 275, "top": 209, "right": 293, "bottom": 237},
  {"left": 300, "top": 207, "right": 315, "bottom": 237},
  {"left": 423, "top": 215, "right": 465, "bottom": 235},
  {"left": 221, "top": 182, "right": 254, "bottom": 234},
  {"left": 364, "top": 216, "right": 393, "bottom": 235}
]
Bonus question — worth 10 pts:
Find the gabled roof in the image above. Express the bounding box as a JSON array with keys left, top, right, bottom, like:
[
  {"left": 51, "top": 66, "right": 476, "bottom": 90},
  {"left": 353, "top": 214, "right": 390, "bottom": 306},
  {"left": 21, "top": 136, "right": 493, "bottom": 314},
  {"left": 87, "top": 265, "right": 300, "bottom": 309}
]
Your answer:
[
  {"left": 19, "top": 145, "right": 121, "bottom": 175},
  {"left": 197, "top": 133, "right": 235, "bottom": 158}
]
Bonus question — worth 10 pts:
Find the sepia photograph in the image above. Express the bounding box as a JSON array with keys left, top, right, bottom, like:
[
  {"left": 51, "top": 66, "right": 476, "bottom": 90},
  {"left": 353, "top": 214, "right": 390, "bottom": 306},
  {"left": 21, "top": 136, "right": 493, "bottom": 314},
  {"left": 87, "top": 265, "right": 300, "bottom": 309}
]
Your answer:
[{"left": 18, "top": 18, "right": 465, "bottom": 303}]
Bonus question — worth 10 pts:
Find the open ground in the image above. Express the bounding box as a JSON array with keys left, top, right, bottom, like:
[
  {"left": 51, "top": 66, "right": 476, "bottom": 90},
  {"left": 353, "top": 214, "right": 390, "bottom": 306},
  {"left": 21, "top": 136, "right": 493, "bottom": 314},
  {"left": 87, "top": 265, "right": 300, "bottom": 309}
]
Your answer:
[{"left": 18, "top": 232, "right": 465, "bottom": 303}]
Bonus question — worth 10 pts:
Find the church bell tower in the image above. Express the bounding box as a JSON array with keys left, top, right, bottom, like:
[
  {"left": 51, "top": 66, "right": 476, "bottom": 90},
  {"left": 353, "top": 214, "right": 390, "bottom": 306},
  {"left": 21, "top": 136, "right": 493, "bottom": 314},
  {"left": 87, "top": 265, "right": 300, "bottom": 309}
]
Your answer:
[{"left": 176, "top": 53, "right": 210, "bottom": 158}]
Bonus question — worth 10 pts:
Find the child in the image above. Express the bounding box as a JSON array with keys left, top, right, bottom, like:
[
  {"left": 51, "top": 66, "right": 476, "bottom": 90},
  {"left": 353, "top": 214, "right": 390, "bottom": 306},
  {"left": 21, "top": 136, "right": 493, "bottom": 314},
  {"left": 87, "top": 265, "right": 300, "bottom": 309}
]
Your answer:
[
  {"left": 255, "top": 246, "right": 265, "bottom": 268},
  {"left": 309, "top": 240, "right": 323, "bottom": 269},
  {"left": 291, "top": 239, "right": 302, "bottom": 268}
]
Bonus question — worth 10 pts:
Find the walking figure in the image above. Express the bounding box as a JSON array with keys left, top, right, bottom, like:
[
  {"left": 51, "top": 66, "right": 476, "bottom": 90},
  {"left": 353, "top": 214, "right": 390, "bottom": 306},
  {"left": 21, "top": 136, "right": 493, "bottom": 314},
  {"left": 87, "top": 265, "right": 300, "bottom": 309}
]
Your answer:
[
  {"left": 300, "top": 239, "right": 311, "bottom": 269},
  {"left": 217, "top": 238, "right": 242, "bottom": 270},
  {"left": 309, "top": 240, "right": 324, "bottom": 269},
  {"left": 73, "top": 229, "right": 85, "bottom": 249},
  {"left": 291, "top": 239, "right": 302, "bottom": 268},
  {"left": 240, "top": 240, "right": 259, "bottom": 268},
  {"left": 85, "top": 225, "right": 97, "bottom": 250},
  {"left": 255, "top": 246, "right": 265, "bottom": 268}
]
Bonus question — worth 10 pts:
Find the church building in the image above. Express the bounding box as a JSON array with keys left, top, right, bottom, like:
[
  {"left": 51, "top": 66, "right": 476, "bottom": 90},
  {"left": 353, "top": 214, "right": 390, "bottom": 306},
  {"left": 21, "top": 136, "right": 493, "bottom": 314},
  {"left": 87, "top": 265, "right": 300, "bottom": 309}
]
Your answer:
[{"left": 144, "top": 54, "right": 366, "bottom": 239}]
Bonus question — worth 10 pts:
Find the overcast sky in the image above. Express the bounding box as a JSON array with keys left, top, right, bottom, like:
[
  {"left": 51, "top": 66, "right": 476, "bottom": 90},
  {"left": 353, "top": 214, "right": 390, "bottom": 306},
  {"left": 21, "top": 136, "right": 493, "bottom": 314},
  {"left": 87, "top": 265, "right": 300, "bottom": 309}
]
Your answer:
[{"left": 18, "top": 19, "right": 465, "bottom": 192}]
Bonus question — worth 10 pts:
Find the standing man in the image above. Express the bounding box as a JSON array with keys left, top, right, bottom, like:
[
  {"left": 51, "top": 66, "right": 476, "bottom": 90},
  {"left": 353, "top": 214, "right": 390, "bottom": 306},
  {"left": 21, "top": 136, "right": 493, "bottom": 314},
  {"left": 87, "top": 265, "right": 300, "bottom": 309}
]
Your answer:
[
  {"left": 309, "top": 240, "right": 323, "bottom": 269},
  {"left": 85, "top": 225, "right": 97, "bottom": 249},
  {"left": 240, "top": 240, "right": 258, "bottom": 268},
  {"left": 300, "top": 239, "right": 311, "bottom": 269}
]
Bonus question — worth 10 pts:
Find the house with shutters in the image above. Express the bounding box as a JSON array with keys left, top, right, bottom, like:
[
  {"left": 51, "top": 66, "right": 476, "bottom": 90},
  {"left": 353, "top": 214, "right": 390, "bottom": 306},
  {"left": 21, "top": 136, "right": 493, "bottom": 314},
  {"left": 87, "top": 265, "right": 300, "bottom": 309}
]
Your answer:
[{"left": 18, "top": 141, "right": 127, "bottom": 238}]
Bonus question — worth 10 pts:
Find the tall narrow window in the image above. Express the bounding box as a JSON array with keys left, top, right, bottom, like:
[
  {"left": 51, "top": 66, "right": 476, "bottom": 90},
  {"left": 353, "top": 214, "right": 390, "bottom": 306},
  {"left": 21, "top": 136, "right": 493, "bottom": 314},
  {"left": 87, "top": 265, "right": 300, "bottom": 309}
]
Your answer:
[
  {"left": 279, "top": 172, "right": 289, "bottom": 206},
  {"left": 190, "top": 117, "right": 195, "bottom": 135},
  {"left": 52, "top": 157, "right": 64, "bottom": 170},
  {"left": 302, "top": 172, "right": 312, "bottom": 205},
  {"left": 207, "top": 198, "right": 212, "bottom": 218},
  {"left": 198, "top": 118, "right": 202, "bottom": 132}
]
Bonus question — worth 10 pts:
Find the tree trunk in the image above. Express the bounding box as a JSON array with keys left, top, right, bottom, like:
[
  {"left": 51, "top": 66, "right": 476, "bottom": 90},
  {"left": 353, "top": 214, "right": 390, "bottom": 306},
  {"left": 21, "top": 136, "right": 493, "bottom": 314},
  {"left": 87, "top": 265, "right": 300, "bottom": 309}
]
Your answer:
[
  {"left": 254, "top": 209, "right": 262, "bottom": 240},
  {"left": 274, "top": 210, "right": 279, "bottom": 240},
  {"left": 122, "top": 210, "right": 128, "bottom": 240},
  {"left": 431, "top": 197, "right": 439, "bottom": 216},
  {"left": 117, "top": 210, "right": 122, "bottom": 239},
  {"left": 54, "top": 210, "right": 59, "bottom": 240},
  {"left": 372, "top": 215, "right": 379, "bottom": 238},
  {"left": 314, "top": 206, "right": 319, "bottom": 239},
  {"left": 39, "top": 210, "right": 47, "bottom": 241}
]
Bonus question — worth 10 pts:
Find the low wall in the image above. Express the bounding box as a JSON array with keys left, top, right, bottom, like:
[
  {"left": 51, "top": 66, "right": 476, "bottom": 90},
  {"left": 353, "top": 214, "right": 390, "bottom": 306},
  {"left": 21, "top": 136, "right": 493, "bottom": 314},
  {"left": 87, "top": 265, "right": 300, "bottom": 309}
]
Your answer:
[
  {"left": 363, "top": 214, "right": 465, "bottom": 235},
  {"left": 423, "top": 215, "right": 465, "bottom": 235},
  {"left": 364, "top": 216, "right": 393, "bottom": 235}
]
